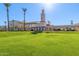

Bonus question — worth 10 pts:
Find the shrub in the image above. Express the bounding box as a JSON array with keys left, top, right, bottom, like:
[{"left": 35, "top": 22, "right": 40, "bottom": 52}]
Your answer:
[{"left": 31, "top": 30, "right": 43, "bottom": 34}]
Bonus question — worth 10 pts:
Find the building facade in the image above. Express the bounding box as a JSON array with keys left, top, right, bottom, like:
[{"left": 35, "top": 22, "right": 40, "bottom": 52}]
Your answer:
[
  {"left": 5, "top": 9, "right": 79, "bottom": 31},
  {"left": 9, "top": 9, "right": 53, "bottom": 31}
]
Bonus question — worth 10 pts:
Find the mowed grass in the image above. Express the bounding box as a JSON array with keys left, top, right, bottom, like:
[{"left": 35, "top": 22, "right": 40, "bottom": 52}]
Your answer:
[{"left": 0, "top": 31, "right": 79, "bottom": 56}]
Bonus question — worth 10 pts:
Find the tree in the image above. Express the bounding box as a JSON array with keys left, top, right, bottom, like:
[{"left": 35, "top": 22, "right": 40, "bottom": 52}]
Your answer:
[
  {"left": 71, "top": 20, "right": 73, "bottom": 25},
  {"left": 4, "top": 3, "right": 11, "bottom": 31},
  {"left": 12, "top": 20, "right": 15, "bottom": 31},
  {"left": 22, "top": 8, "right": 27, "bottom": 31},
  {"left": 4, "top": 21, "right": 6, "bottom": 31}
]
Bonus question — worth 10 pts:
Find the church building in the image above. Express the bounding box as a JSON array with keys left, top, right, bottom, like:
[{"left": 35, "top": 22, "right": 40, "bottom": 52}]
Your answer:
[{"left": 9, "top": 9, "right": 53, "bottom": 31}]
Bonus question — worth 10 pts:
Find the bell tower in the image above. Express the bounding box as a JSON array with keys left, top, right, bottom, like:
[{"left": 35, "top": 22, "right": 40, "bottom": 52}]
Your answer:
[{"left": 41, "top": 9, "right": 45, "bottom": 22}]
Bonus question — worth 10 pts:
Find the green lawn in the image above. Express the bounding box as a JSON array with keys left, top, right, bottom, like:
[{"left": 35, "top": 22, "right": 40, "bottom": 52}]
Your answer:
[{"left": 0, "top": 31, "right": 79, "bottom": 56}]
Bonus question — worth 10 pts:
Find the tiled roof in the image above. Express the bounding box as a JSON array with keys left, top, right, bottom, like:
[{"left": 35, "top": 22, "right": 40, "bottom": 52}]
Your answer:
[{"left": 10, "top": 20, "right": 40, "bottom": 24}]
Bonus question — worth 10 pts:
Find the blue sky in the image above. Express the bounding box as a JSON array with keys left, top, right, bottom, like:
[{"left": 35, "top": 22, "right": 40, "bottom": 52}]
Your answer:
[{"left": 0, "top": 3, "right": 79, "bottom": 26}]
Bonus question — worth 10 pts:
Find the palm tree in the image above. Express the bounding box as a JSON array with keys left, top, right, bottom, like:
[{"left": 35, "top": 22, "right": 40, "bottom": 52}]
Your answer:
[
  {"left": 22, "top": 8, "right": 27, "bottom": 31},
  {"left": 4, "top": 21, "right": 6, "bottom": 31},
  {"left": 71, "top": 20, "right": 73, "bottom": 25},
  {"left": 4, "top": 3, "right": 11, "bottom": 31},
  {"left": 12, "top": 20, "right": 15, "bottom": 31}
]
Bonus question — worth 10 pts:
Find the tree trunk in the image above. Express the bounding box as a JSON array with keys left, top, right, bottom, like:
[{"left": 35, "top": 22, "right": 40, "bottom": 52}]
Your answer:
[
  {"left": 24, "top": 12, "right": 25, "bottom": 31},
  {"left": 7, "top": 7, "right": 9, "bottom": 31}
]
